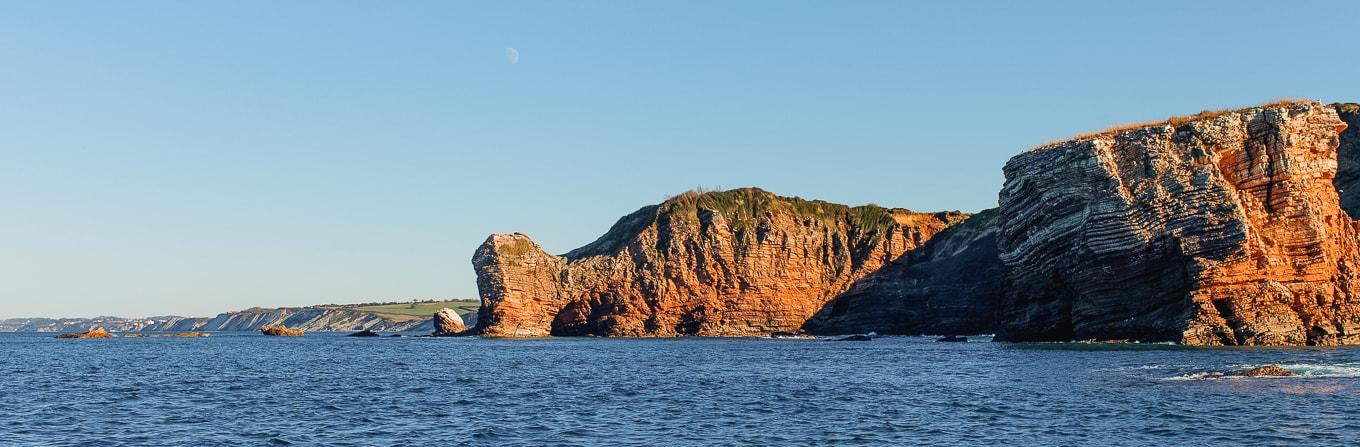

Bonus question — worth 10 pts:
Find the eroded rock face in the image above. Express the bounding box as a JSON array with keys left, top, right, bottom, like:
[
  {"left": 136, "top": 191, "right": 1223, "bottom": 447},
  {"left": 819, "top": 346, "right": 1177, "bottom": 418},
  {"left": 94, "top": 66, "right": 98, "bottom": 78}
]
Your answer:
[
  {"left": 803, "top": 208, "right": 1002, "bottom": 335},
  {"left": 432, "top": 308, "right": 467, "bottom": 336},
  {"left": 474, "top": 188, "right": 967, "bottom": 337},
  {"left": 997, "top": 100, "right": 1360, "bottom": 346}
]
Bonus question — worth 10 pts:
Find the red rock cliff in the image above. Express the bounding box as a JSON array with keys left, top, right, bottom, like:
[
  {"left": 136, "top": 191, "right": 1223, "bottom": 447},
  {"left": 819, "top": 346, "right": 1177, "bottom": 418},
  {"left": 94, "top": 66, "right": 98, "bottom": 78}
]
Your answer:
[
  {"left": 997, "top": 100, "right": 1360, "bottom": 345},
  {"left": 473, "top": 188, "right": 966, "bottom": 337}
]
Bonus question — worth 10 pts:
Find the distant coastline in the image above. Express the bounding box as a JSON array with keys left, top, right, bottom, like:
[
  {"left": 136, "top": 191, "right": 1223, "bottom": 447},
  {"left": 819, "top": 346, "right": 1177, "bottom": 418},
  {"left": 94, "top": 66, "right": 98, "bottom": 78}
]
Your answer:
[{"left": 0, "top": 299, "right": 478, "bottom": 333}]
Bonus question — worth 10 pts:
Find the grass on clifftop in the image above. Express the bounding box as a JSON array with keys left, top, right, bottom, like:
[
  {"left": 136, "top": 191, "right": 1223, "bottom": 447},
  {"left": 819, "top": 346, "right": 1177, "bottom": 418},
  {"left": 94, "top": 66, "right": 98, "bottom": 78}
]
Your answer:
[
  {"left": 566, "top": 187, "right": 960, "bottom": 259},
  {"left": 1032, "top": 98, "right": 1314, "bottom": 150},
  {"left": 355, "top": 300, "right": 479, "bottom": 317}
]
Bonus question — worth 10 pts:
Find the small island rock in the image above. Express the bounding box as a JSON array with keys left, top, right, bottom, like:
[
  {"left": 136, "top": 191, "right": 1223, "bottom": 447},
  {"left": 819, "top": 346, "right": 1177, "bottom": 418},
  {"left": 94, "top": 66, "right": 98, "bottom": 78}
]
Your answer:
[
  {"left": 433, "top": 308, "right": 467, "bottom": 336},
  {"left": 56, "top": 327, "right": 115, "bottom": 339},
  {"left": 260, "top": 325, "right": 304, "bottom": 337}
]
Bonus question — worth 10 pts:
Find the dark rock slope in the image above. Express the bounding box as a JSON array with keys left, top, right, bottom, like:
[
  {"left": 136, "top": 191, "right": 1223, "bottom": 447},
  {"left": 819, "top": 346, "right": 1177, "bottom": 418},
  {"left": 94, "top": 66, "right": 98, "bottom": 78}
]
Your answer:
[
  {"left": 1333, "top": 103, "right": 1360, "bottom": 218},
  {"left": 803, "top": 208, "right": 1002, "bottom": 335},
  {"left": 996, "top": 100, "right": 1360, "bottom": 346}
]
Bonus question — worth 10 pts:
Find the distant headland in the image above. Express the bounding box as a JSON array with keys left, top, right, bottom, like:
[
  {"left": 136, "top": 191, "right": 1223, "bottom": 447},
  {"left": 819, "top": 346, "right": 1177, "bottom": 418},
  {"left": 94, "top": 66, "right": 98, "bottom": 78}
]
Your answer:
[{"left": 1, "top": 299, "right": 478, "bottom": 333}]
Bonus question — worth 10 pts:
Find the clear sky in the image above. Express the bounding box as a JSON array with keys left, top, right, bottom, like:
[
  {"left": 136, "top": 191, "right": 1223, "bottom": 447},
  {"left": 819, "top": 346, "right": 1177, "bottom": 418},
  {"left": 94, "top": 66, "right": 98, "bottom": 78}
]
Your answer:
[{"left": 2, "top": 1, "right": 1357, "bottom": 318}]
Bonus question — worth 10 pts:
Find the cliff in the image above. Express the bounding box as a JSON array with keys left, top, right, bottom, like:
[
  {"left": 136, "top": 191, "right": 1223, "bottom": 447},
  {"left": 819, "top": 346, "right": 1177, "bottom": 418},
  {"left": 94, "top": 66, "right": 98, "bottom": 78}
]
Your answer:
[
  {"left": 997, "top": 100, "right": 1360, "bottom": 345},
  {"left": 473, "top": 188, "right": 967, "bottom": 337},
  {"left": 803, "top": 208, "right": 1002, "bottom": 335}
]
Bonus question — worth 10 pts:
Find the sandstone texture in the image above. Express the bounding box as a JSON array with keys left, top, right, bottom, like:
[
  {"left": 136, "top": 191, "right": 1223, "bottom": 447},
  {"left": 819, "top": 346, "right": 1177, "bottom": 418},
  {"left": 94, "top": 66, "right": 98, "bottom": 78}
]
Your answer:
[
  {"left": 474, "top": 188, "right": 966, "bottom": 337},
  {"left": 260, "top": 325, "right": 304, "bottom": 337},
  {"left": 997, "top": 100, "right": 1360, "bottom": 346},
  {"left": 55, "top": 327, "right": 114, "bottom": 339},
  {"left": 432, "top": 308, "right": 467, "bottom": 336},
  {"left": 803, "top": 208, "right": 1002, "bottom": 335},
  {"left": 1333, "top": 103, "right": 1360, "bottom": 218}
]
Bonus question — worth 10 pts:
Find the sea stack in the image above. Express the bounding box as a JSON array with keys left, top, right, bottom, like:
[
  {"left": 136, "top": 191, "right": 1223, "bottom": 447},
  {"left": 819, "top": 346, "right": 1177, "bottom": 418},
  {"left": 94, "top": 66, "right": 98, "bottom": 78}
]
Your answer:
[
  {"left": 473, "top": 188, "right": 967, "bottom": 337},
  {"left": 432, "top": 308, "right": 467, "bottom": 336},
  {"left": 996, "top": 100, "right": 1360, "bottom": 346}
]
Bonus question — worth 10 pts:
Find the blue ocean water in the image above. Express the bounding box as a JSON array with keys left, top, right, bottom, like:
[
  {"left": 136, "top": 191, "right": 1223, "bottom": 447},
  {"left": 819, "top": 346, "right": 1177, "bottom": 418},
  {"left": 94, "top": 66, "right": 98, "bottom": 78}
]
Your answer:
[{"left": 2, "top": 333, "right": 1358, "bottom": 446}]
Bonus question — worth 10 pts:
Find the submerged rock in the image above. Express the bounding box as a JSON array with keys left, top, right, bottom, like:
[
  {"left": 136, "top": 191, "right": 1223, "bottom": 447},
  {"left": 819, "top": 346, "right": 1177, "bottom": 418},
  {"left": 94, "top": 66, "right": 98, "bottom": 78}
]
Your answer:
[
  {"left": 826, "top": 334, "right": 874, "bottom": 342},
  {"left": 347, "top": 329, "right": 380, "bottom": 337},
  {"left": 55, "top": 327, "right": 114, "bottom": 339},
  {"left": 260, "top": 325, "right": 303, "bottom": 337},
  {"left": 997, "top": 100, "right": 1360, "bottom": 346},
  {"left": 474, "top": 188, "right": 966, "bottom": 337},
  {"left": 164, "top": 332, "right": 209, "bottom": 338},
  {"left": 432, "top": 308, "right": 466, "bottom": 336},
  {"left": 1233, "top": 364, "right": 1294, "bottom": 377}
]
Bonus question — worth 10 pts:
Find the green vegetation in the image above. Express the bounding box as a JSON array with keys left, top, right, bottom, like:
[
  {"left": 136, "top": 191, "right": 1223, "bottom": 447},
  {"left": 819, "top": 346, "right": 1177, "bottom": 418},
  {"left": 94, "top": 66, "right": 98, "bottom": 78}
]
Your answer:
[
  {"left": 355, "top": 299, "right": 479, "bottom": 317},
  {"left": 565, "top": 187, "right": 965, "bottom": 260}
]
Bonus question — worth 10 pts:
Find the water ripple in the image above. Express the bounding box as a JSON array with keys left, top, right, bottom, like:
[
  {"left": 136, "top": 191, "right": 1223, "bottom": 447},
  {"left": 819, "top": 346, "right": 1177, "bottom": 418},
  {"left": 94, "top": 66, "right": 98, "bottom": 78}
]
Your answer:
[{"left": 2, "top": 334, "right": 1360, "bottom": 445}]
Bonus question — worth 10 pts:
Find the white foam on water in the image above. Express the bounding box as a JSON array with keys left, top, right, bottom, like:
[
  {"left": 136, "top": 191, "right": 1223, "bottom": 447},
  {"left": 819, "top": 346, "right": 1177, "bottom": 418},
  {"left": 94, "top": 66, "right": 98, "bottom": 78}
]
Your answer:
[
  {"left": 1162, "top": 363, "right": 1360, "bottom": 381},
  {"left": 1277, "top": 363, "right": 1360, "bottom": 378}
]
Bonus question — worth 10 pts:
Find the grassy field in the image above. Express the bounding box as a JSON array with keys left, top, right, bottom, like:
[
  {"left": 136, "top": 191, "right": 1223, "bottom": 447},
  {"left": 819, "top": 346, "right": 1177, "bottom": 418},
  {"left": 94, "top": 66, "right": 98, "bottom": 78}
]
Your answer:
[{"left": 355, "top": 300, "right": 479, "bottom": 317}]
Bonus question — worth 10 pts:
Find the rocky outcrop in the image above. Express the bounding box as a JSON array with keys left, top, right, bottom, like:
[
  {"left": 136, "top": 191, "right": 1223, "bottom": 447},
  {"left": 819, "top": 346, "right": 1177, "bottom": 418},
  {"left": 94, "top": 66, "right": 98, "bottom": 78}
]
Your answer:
[
  {"left": 474, "top": 188, "right": 967, "bottom": 337},
  {"left": 803, "top": 208, "right": 1002, "bottom": 335},
  {"left": 260, "top": 325, "right": 304, "bottom": 337},
  {"left": 55, "top": 327, "right": 114, "bottom": 339},
  {"left": 432, "top": 308, "right": 467, "bottom": 336},
  {"left": 997, "top": 100, "right": 1360, "bottom": 346},
  {"left": 1333, "top": 103, "right": 1360, "bottom": 218},
  {"left": 1234, "top": 364, "right": 1294, "bottom": 377}
]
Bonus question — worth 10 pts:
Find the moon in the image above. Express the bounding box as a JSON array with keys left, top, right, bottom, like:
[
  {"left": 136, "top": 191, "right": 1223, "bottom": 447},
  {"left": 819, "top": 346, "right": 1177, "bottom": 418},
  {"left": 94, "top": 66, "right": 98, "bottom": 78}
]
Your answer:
[{"left": 506, "top": 48, "right": 519, "bottom": 65}]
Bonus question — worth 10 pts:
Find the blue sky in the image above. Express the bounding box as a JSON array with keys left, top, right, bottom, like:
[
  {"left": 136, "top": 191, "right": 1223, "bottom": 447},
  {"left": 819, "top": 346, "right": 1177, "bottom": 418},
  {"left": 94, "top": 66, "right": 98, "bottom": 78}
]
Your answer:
[{"left": 2, "top": 1, "right": 1357, "bottom": 318}]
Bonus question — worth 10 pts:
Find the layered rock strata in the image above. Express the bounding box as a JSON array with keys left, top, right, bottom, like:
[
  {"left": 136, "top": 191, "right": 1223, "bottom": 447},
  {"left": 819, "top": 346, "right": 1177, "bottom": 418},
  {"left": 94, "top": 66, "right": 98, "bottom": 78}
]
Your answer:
[
  {"left": 803, "top": 208, "right": 1002, "bottom": 335},
  {"left": 474, "top": 188, "right": 967, "bottom": 337},
  {"left": 997, "top": 100, "right": 1360, "bottom": 345}
]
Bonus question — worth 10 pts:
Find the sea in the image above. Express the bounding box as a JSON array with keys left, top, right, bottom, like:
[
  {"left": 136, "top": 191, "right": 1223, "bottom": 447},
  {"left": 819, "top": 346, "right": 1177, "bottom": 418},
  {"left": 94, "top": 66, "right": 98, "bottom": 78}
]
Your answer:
[{"left": 2, "top": 332, "right": 1358, "bottom": 446}]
